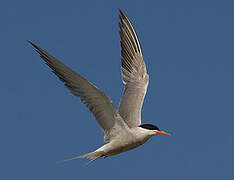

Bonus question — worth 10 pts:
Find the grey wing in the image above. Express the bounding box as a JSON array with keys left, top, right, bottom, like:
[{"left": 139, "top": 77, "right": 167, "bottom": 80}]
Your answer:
[
  {"left": 28, "top": 41, "right": 118, "bottom": 133},
  {"left": 118, "top": 10, "right": 149, "bottom": 128}
]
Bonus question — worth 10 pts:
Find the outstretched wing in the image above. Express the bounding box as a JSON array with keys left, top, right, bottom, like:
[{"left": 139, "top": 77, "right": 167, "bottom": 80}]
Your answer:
[
  {"left": 118, "top": 10, "right": 149, "bottom": 128},
  {"left": 28, "top": 41, "right": 117, "bottom": 133}
]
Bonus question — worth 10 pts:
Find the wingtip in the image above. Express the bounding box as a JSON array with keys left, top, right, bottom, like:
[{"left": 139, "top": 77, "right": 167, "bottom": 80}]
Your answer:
[
  {"left": 27, "top": 40, "right": 32, "bottom": 45},
  {"left": 119, "top": 9, "right": 125, "bottom": 17},
  {"left": 27, "top": 40, "right": 36, "bottom": 47},
  {"left": 27, "top": 40, "right": 41, "bottom": 51}
]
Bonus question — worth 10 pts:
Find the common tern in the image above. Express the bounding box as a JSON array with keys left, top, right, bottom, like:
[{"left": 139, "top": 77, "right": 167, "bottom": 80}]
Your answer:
[{"left": 28, "top": 10, "right": 170, "bottom": 163}]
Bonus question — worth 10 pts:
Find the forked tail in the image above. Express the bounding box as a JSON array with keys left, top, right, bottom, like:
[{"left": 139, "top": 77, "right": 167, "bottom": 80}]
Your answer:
[{"left": 57, "top": 151, "right": 105, "bottom": 164}]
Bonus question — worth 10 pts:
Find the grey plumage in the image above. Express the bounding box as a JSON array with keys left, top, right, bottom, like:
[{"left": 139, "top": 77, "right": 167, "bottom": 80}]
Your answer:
[
  {"left": 27, "top": 41, "right": 118, "bottom": 136},
  {"left": 118, "top": 10, "right": 149, "bottom": 128}
]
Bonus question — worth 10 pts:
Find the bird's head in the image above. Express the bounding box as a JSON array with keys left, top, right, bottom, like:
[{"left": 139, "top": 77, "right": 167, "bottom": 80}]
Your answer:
[{"left": 139, "top": 124, "right": 171, "bottom": 136}]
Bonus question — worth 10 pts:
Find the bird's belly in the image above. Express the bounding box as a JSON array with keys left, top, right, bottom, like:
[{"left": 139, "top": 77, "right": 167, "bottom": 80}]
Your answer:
[{"left": 105, "top": 138, "right": 148, "bottom": 157}]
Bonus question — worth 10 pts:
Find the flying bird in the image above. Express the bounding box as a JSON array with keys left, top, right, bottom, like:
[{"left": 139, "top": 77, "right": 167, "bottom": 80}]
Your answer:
[{"left": 28, "top": 9, "right": 170, "bottom": 163}]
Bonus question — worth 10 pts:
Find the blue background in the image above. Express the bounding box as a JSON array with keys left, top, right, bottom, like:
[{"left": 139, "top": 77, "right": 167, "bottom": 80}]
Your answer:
[{"left": 1, "top": 0, "right": 234, "bottom": 179}]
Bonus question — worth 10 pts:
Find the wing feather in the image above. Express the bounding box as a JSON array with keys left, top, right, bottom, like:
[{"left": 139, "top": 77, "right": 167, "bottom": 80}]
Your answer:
[
  {"left": 28, "top": 41, "right": 117, "bottom": 132},
  {"left": 118, "top": 10, "right": 149, "bottom": 128}
]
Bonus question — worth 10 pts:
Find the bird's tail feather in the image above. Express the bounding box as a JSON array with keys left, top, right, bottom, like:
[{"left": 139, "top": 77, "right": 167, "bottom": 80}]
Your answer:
[{"left": 57, "top": 151, "right": 105, "bottom": 164}]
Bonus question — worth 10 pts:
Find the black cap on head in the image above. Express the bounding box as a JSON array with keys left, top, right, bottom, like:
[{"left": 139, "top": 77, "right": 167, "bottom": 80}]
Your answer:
[{"left": 139, "top": 124, "right": 160, "bottom": 130}]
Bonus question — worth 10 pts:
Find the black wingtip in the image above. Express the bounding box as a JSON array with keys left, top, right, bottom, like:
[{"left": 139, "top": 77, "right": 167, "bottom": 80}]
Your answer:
[
  {"left": 27, "top": 40, "right": 41, "bottom": 51},
  {"left": 119, "top": 9, "right": 127, "bottom": 18},
  {"left": 27, "top": 40, "right": 33, "bottom": 45},
  {"left": 119, "top": 9, "right": 124, "bottom": 16},
  {"left": 27, "top": 40, "right": 36, "bottom": 48}
]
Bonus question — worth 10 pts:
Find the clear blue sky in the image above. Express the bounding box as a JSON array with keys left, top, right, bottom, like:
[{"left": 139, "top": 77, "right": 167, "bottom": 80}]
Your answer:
[{"left": 1, "top": 0, "right": 234, "bottom": 179}]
